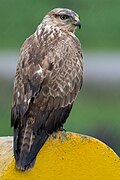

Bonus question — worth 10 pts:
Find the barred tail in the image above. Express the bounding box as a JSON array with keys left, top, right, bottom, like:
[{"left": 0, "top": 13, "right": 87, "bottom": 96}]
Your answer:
[{"left": 14, "top": 118, "right": 48, "bottom": 171}]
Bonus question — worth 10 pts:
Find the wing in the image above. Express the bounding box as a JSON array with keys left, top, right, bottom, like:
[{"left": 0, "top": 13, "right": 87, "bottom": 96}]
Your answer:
[
  {"left": 11, "top": 34, "right": 46, "bottom": 127},
  {"left": 35, "top": 33, "right": 83, "bottom": 111},
  {"left": 11, "top": 32, "right": 83, "bottom": 128}
]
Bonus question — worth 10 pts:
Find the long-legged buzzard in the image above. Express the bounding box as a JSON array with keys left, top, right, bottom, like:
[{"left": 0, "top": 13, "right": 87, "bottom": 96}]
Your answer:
[{"left": 11, "top": 8, "right": 83, "bottom": 171}]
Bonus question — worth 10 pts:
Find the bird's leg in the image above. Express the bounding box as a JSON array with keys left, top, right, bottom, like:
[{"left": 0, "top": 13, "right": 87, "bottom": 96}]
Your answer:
[
  {"left": 60, "top": 130, "right": 66, "bottom": 142},
  {"left": 51, "top": 126, "right": 66, "bottom": 140},
  {"left": 58, "top": 126, "right": 66, "bottom": 142}
]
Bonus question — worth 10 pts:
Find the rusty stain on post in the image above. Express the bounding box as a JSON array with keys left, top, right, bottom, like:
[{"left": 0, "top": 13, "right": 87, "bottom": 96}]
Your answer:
[{"left": 0, "top": 132, "right": 120, "bottom": 180}]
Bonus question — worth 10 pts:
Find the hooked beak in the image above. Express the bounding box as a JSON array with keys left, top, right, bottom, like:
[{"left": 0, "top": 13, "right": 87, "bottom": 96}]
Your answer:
[{"left": 73, "top": 16, "right": 81, "bottom": 29}]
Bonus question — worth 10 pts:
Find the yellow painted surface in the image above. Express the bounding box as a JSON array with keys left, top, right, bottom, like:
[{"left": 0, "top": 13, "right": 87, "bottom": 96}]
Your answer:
[
  {"left": 0, "top": 137, "right": 13, "bottom": 176},
  {"left": 0, "top": 132, "right": 120, "bottom": 180}
]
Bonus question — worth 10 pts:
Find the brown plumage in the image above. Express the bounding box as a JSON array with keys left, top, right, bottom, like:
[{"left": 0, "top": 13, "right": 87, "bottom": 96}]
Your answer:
[{"left": 11, "top": 8, "right": 83, "bottom": 171}]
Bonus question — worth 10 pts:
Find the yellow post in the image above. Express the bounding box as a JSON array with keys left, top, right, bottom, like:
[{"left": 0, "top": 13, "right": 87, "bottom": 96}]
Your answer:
[{"left": 0, "top": 132, "right": 120, "bottom": 180}]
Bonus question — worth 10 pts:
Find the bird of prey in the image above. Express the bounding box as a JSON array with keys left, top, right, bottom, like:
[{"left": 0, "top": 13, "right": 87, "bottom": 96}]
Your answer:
[{"left": 11, "top": 8, "right": 83, "bottom": 171}]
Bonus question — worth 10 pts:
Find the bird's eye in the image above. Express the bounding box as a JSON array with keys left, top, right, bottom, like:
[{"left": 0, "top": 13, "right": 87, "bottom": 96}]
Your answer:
[{"left": 60, "top": 15, "right": 69, "bottom": 20}]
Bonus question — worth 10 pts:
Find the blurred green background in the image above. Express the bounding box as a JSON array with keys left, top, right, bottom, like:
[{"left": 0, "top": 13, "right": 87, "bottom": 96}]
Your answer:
[{"left": 0, "top": 0, "right": 120, "bottom": 155}]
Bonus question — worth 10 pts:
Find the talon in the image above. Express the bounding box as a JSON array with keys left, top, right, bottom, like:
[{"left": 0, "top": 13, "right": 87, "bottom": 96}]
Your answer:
[
  {"left": 59, "top": 126, "right": 66, "bottom": 132},
  {"left": 60, "top": 130, "right": 66, "bottom": 142},
  {"left": 52, "top": 132, "right": 57, "bottom": 139}
]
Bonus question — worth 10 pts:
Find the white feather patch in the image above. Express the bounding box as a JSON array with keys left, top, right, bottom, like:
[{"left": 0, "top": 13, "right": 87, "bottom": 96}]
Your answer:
[
  {"left": 68, "top": 82, "right": 71, "bottom": 87},
  {"left": 36, "top": 67, "right": 43, "bottom": 74},
  {"left": 17, "top": 91, "right": 20, "bottom": 98}
]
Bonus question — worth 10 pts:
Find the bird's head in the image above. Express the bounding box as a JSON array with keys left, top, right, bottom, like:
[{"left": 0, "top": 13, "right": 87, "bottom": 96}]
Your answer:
[{"left": 43, "top": 8, "right": 81, "bottom": 33}]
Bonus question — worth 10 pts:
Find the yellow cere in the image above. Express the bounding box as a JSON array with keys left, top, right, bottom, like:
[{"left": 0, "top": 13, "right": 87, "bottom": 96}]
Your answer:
[{"left": 1, "top": 132, "right": 120, "bottom": 180}]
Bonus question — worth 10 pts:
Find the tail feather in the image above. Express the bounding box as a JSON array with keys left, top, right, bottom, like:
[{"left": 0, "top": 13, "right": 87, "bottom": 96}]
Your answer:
[
  {"left": 25, "top": 130, "right": 48, "bottom": 166},
  {"left": 15, "top": 119, "right": 48, "bottom": 171}
]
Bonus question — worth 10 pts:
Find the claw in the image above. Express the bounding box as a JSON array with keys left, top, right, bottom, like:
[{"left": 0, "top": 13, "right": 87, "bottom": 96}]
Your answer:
[{"left": 51, "top": 132, "right": 57, "bottom": 139}]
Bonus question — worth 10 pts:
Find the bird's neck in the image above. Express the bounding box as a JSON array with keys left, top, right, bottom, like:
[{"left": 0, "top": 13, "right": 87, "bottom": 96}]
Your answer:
[{"left": 35, "top": 23, "right": 75, "bottom": 41}]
